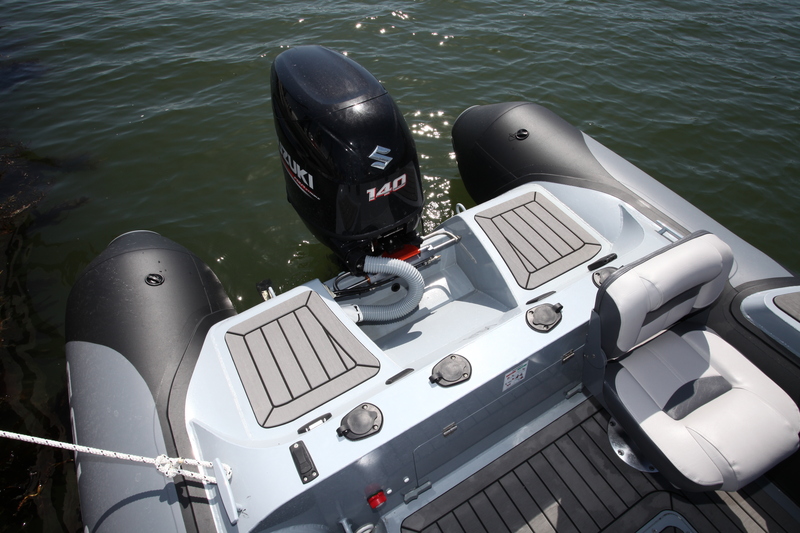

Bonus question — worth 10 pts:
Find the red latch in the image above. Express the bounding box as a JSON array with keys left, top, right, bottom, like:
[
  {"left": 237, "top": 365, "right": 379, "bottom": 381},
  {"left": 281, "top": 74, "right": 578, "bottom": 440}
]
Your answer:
[
  {"left": 367, "top": 490, "right": 387, "bottom": 509},
  {"left": 383, "top": 244, "right": 420, "bottom": 261}
]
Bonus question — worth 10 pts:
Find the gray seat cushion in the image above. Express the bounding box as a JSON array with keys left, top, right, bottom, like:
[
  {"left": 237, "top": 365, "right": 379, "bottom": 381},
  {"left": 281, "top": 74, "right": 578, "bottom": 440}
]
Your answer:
[
  {"left": 607, "top": 327, "right": 800, "bottom": 491},
  {"left": 597, "top": 232, "right": 734, "bottom": 360},
  {"left": 592, "top": 232, "right": 800, "bottom": 491}
]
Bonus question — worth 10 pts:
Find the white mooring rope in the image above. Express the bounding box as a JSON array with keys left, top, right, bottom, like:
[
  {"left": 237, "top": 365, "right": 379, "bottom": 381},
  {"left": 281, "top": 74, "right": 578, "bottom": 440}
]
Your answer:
[{"left": 0, "top": 429, "right": 231, "bottom": 485}]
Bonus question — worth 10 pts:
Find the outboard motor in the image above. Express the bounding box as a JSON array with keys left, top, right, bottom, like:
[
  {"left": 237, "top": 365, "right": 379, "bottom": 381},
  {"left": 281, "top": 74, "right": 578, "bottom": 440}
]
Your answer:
[{"left": 271, "top": 45, "right": 424, "bottom": 273}]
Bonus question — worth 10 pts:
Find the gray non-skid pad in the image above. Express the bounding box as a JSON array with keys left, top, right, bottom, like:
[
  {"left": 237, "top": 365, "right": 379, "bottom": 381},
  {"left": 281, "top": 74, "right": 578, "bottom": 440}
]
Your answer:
[
  {"left": 775, "top": 291, "right": 800, "bottom": 323},
  {"left": 475, "top": 191, "right": 601, "bottom": 289},
  {"left": 226, "top": 290, "right": 380, "bottom": 428}
]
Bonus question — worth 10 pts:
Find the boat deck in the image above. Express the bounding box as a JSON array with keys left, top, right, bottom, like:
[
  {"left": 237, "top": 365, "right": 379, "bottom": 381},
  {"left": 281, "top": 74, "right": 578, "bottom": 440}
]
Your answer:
[{"left": 401, "top": 398, "right": 800, "bottom": 533}]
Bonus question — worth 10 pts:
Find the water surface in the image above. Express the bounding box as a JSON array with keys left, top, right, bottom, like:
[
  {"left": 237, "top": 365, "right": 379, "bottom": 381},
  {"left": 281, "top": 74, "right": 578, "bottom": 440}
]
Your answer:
[{"left": 1, "top": 0, "right": 798, "bottom": 529}]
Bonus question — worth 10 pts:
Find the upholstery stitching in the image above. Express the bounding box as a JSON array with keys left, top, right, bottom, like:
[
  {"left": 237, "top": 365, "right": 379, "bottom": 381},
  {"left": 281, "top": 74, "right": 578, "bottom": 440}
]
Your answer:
[
  {"left": 686, "top": 426, "right": 735, "bottom": 486},
  {"left": 644, "top": 339, "right": 685, "bottom": 396},
  {"left": 679, "top": 328, "right": 714, "bottom": 365},
  {"left": 617, "top": 367, "right": 661, "bottom": 419},
  {"left": 623, "top": 344, "right": 681, "bottom": 410},
  {"left": 640, "top": 276, "right": 661, "bottom": 311}
]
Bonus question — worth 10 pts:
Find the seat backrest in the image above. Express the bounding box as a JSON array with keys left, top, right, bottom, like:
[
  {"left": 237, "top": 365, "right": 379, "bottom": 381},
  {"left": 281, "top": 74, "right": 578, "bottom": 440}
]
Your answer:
[{"left": 595, "top": 231, "right": 734, "bottom": 360}]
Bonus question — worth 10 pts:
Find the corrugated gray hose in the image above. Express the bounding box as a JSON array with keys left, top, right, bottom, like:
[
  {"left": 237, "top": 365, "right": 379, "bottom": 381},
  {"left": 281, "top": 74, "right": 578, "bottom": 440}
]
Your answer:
[{"left": 342, "top": 255, "right": 425, "bottom": 323}]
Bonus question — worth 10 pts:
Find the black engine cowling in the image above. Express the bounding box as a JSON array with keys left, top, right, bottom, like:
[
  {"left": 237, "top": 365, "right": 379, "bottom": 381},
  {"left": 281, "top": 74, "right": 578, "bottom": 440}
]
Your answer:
[{"left": 271, "top": 45, "right": 423, "bottom": 272}]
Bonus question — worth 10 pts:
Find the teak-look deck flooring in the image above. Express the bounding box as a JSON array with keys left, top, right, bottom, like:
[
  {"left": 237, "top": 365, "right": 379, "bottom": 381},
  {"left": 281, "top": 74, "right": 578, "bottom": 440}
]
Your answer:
[{"left": 402, "top": 398, "right": 799, "bottom": 533}]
